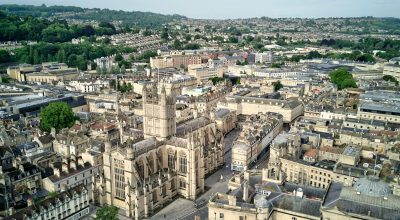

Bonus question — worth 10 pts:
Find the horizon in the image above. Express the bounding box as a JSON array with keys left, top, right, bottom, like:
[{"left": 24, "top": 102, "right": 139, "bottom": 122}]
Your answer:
[{"left": 1, "top": 0, "right": 399, "bottom": 19}]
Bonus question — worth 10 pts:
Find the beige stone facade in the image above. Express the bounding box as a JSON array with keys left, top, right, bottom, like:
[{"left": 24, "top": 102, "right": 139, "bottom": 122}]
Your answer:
[
  {"left": 219, "top": 96, "right": 303, "bottom": 123},
  {"left": 150, "top": 55, "right": 204, "bottom": 69},
  {"left": 94, "top": 83, "right": 225, "bottom": 219}
]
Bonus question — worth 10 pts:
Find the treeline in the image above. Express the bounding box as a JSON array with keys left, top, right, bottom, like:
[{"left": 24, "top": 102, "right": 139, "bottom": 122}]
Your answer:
[
  {"left": 288, "top": 50, "right": 375, "bottom": 63},
  {"left": 0, "top": 4, "right": 185, "bottom": 28},
  {"left": 0, "top": 10, "right": 116, "bottom": 42},
  {"left": 320, "top": 37, "right": 400, "bottom": 60},
  {"left": 0, "top": 4, "right": 84, "bottom": 17},
  {"left": 8, "top": 42, "right": 136, "bottom": 70}
]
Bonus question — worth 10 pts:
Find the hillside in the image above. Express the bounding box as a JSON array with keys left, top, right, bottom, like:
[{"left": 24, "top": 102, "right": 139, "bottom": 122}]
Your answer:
[{"left": 0, "top": 4, "right": 185, "bottom": 28}]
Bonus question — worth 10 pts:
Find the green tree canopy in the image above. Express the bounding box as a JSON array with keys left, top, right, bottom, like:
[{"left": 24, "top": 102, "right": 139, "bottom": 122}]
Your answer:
[
  {"left": 273, "top": 80, "right": 283, "bottom": 91},
  {"left": 329, "top": 68, "right": 357, "bottom": 90},
  {"left": 383, "top": 75, "right": 399, "bottom": 85},
  {"left": 95, "top": 205, "right": 118, "bottom": 220},
  {"left": 209, "top": 77, "right": 224, "bottom": 85},
  {"left": 40, "top": 102, "right": 76, "bottom": 132}
]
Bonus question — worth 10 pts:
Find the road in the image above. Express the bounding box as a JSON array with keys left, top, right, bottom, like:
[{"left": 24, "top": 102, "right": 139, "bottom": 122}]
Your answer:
[{"left": 151, "top": 128, "right": 240, "bottom": 220}]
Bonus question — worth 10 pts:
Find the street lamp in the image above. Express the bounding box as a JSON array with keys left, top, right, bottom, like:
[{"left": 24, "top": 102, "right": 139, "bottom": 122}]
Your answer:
[{"left": 214, "top": 212, "right": 216, "bottom": 220}]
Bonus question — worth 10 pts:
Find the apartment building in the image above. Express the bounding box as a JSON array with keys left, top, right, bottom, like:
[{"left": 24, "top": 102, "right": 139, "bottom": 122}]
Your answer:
[
  {"left": 219, "top": 96, "right": 304, "bottom": 123},
  {"left": 42, "top": 157, "right": 97, "bottom": 193},
  {"left": 150, "top": 54, "right": 204, "bottom": 69},
  {"left": 231, "top": 113, "right": 283, "bottom": 171},
  {"left": 8, "top": 185, "right": 91, "bottom": 220}
]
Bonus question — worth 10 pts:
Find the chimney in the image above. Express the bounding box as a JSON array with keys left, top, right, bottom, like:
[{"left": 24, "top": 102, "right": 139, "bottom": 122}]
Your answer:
[
  {"left": 27, "top": 198, "right": 33, "bottom": 207},
  {"left": 243, "top": 180, "right": 249, "bottom": 202},
  {"left": 78, "top": 157, "right": 84, "bottom": 167},
  {"left": 18, "top": 164, "right": 25, "bottom": 173},
  {"left": 51, "top": 128, "right": 56, "bottom": 138},
  {"left": 54, "top": 167, "right": 61, "bottom": 177},
  {"left": 62, "top": 162, "right": 69, "bottom": 174},
  {"left": 228, "top": 195, "right": 237, "bottom": 206},
  {"left": 70, "top": 160, "right": 77, "bottom": 170},
  {"left": 295, "top": 188, "right": 304, "bottom": 199},
  {"left": 8, "top": 207, "right": 15, "bottom": 216}
]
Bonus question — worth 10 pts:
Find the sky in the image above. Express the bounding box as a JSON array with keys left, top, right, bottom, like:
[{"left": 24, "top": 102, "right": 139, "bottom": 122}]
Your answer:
[{"left": 3, "top": 0, "right": 399, "bottom": 19}]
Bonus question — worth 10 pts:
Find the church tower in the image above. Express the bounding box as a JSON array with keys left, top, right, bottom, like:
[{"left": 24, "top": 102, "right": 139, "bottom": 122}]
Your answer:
[{"left": 143, "top": 82, "right": 176, "bottom": 140}]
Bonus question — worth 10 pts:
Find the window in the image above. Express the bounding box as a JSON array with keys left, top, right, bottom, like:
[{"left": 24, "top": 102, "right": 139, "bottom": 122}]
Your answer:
[
  {"left": 114, "top": 159, "right": 125, "bottom": 199},
  {"left": 292, "top": 217, "right": 297, "bottom": 220},
  {"left": 171, "top": 180, "right": 175, "bottom": 190},
  {"left": 179, "top": 179, "right": 186, "bottom": 189},
  {"left": 219, "top": 213, "right": 224, "bottom": 219},
  {"left": 179, "top": 155, "right": 187, "bottom": 173},
  {"left": 152, "top": 190, "right": 158, "bottom": 203}
]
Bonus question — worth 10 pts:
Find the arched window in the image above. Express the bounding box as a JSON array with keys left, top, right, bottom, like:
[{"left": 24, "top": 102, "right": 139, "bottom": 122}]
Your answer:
[
  {"left": 179, "top": 152, "right": 187, "bottom": 173},
  {"left": 168, "top": 149, "right": 175, "bottom": 169}
]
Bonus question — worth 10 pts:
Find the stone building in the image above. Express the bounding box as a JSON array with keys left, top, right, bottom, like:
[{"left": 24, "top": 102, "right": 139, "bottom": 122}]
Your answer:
[
  {"left": 8, "top": 185, "right": 91, "bottom": 220},
  {"left": 93, "top": 83, "right": 225, "bottom": 219}
]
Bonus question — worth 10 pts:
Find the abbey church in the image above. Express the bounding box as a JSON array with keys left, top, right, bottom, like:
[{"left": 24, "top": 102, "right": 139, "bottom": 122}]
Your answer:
[{"left": 93, "top": 83, "right": 225, "bottom": 219}]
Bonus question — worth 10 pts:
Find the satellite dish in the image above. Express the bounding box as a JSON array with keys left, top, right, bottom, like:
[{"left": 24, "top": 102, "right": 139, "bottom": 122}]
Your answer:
[{"left": 363, "top": 163, "right": 369, "bottom": 168}]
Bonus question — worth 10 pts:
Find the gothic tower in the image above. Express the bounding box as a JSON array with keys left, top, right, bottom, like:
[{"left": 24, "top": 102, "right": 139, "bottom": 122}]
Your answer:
[{"left": 143, "top": 82, "right": 176, "bottom": 140}]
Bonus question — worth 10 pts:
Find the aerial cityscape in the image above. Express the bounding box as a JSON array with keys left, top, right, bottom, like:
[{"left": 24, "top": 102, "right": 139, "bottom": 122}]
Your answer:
[{"left": 0, "top": 1, "right": 400, "bottom": 220}]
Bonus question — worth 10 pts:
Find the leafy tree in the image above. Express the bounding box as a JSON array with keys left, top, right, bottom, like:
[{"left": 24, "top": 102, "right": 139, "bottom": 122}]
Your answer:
[
  {"left": 96, "top": 66, "right": 101, "bottom": 74},
  {"left": 173, "top": 39, "right": 182, "bottom": 50},
  {"left": 110, "top": 79, "right": 117, "bottom": 90},
  {"left": 271, "top": 63, "right": 284, "bottom": 68},
  {"left": 329, "top": 68, "right": 357, "bottom": 90},
  {"left": 39, "top": 102, "right": 76, "bottom": 132},
  {"left": 273, "top": 81, "right": 283, "bottom": 91},
  {"left": 184, "top": 43, "right": 200, "bottom": 50},
  {"left": 383, "top": 75, "right": 399, "bottom": 85},
  {"left": 121, "top": 64, "right": 126, "bottom": 74},
  {"left": 160, "top": 30, "right": 169, "bottom": 41},
  {"left": 137, "top": 50, "right": 157, "bottom": 62},
  {"left": 115, "top": 54, "right": 123, "bottom": 62},
  {"left": 209, "top": 77, "right": 224, "bottom": 85},
  {"left": 0, "top": 75, "right": 10, "bottom": 83},
  {"left": 0, "top": 50, "right": 11, "bottom": 63},
  {"left": 95, "top": 205, "right": 118, "bottom": 220},
  {"left": 228, "top": 36, "right": 238, "bottom": 43}
]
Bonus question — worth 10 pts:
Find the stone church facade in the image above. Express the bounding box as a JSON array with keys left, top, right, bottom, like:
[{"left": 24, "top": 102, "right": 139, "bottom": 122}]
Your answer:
[{"left": 93, "top": 83, "right": 224, "bottom": 219}]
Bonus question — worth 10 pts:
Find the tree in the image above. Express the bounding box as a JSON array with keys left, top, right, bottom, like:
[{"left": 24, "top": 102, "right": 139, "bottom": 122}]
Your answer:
[
  {"left": 383, "top": 75, "right": 399, "bottom": 85},
  {"left": 121, "top": 64, "right": 126, "bottom": 74},
  {"left": 96, "top": 66, "right": 101, "bottom": 74},
  {"left": 110, "top": 79, "right": 117, "bottom": 90},
  {"left": 329, "top": 68, "right": 357, "bottom": 90},
  {"left": 271, "top": 63, "right": 283, "bottom": 68},
  {"left": 273, "top": 81, "right": 283, "bottom": 91},
  {"left": 95, "top": 205, "right": 118, "bottom": 220},
  {"left": 115, "top": 54, "right": 123, "bottom": 62},
  {"left": 209, "top": 77, "right": 224, "bottom": 85},
  {"left": 40, "top": 102, "right": 76, "bottom": 132},
  {"left": 173, "top": 39, "right": 182, "bottom": 50},
  {"left": 228, "top": 36, "right": 238, "bottom": 43},
  {"left": 0, "top": 50, "right": 11, "bottom": 63}
]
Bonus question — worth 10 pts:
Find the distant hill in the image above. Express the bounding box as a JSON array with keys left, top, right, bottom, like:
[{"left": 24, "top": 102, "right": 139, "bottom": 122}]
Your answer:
[{"left": 0, "top": 4, "right": 185, "bottom": 28}]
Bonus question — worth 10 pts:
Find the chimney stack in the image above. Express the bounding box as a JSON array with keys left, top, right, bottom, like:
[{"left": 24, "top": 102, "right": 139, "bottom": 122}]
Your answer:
[
  {"left": 70, "top": 160, "right": 77, "bottom": 170},
  {"left": 228, "top": 195, "right": 237, "bottom": 206},
  {"left": 78, "top": 157, "right": 85, "bottom": 167},
  {"left": 54, "top": 167, "right": 61, "bottom": 177},
  {"left": 27, "top": 198, "right": 33, "bottom": 207},
  {"left": 243, "top": 180, "right": 249, "bottom": 202},
  {"left": 62, "top": 162, "right": 69, "bottom": 174}
]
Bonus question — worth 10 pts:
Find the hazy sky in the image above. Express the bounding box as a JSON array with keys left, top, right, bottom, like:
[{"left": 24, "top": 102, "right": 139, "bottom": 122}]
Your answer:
[{"left": 3, "top": 0, "right": 399, "bottom": 19}]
